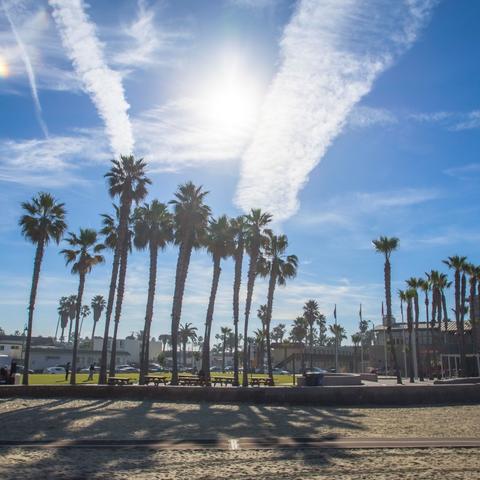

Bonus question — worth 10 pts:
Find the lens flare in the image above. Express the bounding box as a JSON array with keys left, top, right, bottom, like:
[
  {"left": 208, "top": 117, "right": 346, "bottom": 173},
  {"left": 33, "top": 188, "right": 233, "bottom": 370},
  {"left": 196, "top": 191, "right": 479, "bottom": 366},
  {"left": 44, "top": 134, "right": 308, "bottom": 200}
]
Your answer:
[{"left": 0, "top": 56, "right": 9, "bottom": 78}]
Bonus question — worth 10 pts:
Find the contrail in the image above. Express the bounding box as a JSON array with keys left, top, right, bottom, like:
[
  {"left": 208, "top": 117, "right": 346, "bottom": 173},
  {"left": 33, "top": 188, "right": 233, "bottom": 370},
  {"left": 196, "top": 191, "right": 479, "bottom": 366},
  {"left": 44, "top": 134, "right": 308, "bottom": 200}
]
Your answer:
[
  {"left": 235, "top": 0, "right": 437, "bottom": 222},
  {"left": 2, "top": 0, "right": 49, "bottom": 137},
  {"left": 49, "top": 0, "right": 134, "bottom": 157}
]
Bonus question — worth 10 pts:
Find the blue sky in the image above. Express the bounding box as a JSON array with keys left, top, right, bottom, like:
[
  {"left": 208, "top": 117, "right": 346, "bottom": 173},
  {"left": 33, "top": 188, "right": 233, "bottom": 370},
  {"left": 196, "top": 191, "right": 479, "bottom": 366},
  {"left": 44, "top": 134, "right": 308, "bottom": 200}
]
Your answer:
[{"left": 0, "top": 0, "right": 479, "bottom": 344}]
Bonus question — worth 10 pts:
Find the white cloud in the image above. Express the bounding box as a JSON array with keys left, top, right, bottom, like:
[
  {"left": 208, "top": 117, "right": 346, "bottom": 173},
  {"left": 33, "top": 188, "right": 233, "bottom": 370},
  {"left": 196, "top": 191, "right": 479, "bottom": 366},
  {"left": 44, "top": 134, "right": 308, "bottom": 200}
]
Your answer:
[
  {"left": 49, "top": 0, "right": 134, "bottom": 157},
  {"left": 347, "top": 105, "right": 397, "bottom": 129},
  {"left": 235, "top": 0, "right": 436, "bottom": 222},
  {"left": 0, "top": 129, "right": 110, "bottom": 186},
  {"left": 444, "top": 162, "right": 480, "bottom": 180}
]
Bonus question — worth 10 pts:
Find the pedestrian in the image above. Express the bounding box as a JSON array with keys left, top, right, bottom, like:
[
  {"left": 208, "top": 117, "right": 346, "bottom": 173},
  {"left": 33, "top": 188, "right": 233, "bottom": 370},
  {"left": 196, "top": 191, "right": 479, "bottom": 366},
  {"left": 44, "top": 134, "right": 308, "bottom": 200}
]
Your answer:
[
  {"left": 9, "top": 361, "right": 17, "bottom": 385},
  {"left": 88, "top": 362, "right": 95, "bottom": 381},
  {"left": 65, "top": 362, "right": 70, "bottom": 381}
]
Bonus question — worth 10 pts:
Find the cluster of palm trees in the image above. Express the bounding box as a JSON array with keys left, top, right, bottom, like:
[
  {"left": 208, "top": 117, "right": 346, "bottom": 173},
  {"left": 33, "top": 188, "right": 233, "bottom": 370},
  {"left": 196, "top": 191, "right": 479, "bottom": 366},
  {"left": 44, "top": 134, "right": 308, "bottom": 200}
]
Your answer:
[
  {"left": 373, "top": 236, "right": 479, "bottom": 382},
  {"left": 19, "top": 155, "right": 299, "bottom": 386}
]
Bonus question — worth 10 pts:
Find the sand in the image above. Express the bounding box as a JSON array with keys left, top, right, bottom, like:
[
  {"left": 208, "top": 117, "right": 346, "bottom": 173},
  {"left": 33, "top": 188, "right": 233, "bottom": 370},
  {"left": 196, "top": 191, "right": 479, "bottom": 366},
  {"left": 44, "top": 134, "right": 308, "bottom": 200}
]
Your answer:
[{"left": 1, "top": 399, "right": 480, "bottom": 479}]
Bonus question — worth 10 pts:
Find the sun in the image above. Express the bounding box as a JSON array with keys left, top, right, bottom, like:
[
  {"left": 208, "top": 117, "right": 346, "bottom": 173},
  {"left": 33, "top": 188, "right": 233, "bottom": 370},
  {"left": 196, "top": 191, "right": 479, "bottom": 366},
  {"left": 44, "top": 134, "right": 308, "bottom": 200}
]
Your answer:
[
  {"left": 0, "top": 56, "right": 9, "bottom": 78},
  {"left": 195, "top": 59, "right": 261, "bottom": 133}
]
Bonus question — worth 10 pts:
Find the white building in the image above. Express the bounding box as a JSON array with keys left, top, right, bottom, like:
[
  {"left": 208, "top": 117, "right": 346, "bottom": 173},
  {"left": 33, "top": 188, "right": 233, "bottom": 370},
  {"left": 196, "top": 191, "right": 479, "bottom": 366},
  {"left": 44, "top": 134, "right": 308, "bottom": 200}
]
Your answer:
[{"left": 92, "top": 337, "right": 164, "bottom": 363}]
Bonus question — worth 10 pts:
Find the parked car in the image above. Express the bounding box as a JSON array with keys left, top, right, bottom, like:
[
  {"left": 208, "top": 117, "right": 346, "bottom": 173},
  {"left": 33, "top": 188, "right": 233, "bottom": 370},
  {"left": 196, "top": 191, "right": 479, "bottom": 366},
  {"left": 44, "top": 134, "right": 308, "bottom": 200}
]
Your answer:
[
  {"left": 79, "top": 366, "right": 101, "bottom": 373},
  {"left": 44, "top": 366, "right": 66, "bottom": 374},
  {"left": 16, "top": 365, "right": 34, "bottom": 374},
  {"left": 209, "top": 366, "right": 221, "bottom": 372},
  {"left": 306, "top": 367, "right": 327, "bottom": 374},
  {"left": 272, "top": 368, "right": 290, "bottom": 375},
  {"left": 116, "top": 366, "right": 139, "bottom": 373}
]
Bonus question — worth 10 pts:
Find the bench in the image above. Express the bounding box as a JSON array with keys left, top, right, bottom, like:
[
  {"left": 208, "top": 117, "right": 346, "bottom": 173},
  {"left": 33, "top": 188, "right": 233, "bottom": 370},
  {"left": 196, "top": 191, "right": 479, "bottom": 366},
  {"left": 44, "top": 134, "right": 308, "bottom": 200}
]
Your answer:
[
  {"left": 144, "top": 375, "right": 168, "bottom": 386},
  {"left": 178, "top": 375, "right": 207, "bottom": 386},
  {"left": 250, "top": 377, "right": 274, "bottom": 387},
  {"left": 212, "top": 376, "right": 234, "bottom": 386},
  {"left": 107, "top": 376, "right": 133, "bottom": 386}
]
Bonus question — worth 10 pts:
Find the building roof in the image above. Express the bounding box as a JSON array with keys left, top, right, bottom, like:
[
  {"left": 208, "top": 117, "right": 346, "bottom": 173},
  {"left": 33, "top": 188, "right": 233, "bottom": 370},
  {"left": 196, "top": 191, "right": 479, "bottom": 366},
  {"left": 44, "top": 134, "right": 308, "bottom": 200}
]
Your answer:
[
  {"left": 374, "top": 321, "right": 472, "bottom": 332},
  {"left": 0, "top": 335, "right": 56, "bottom": 346},
  {"left": 30, "top": 346, "right": 130, "bottom": 355}
]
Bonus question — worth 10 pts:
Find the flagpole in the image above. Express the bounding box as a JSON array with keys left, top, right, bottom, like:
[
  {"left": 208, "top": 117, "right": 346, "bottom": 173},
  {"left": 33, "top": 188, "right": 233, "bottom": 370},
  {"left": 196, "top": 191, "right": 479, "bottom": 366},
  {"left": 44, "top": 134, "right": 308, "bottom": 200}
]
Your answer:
[
  {"left": 334, "top": 304, "right": 338, "bottom": 373},
  {"left": 359, "top": 303, "right": 364, "bottom": 374}
]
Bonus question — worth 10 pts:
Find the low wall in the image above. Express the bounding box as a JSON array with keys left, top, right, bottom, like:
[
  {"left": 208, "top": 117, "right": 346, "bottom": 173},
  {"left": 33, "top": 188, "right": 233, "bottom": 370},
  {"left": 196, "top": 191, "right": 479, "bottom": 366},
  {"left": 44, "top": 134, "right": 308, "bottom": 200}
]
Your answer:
[
  {"left": 434, "top": 377, "right": 480, "bottom": 385},
  {"left": 1, "top": 384, "right": 480, "bottom": 406}
]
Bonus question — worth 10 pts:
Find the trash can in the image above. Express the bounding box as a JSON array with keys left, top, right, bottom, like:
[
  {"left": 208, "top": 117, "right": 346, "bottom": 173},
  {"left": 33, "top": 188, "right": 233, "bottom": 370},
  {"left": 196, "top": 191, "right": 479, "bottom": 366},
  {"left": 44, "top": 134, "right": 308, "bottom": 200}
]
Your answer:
[
  {"left": 14, "top": 373, "right": 21, "bottom": 385},
  {"left": 304, "top": 372, "right": 324, "bottom": 386}
]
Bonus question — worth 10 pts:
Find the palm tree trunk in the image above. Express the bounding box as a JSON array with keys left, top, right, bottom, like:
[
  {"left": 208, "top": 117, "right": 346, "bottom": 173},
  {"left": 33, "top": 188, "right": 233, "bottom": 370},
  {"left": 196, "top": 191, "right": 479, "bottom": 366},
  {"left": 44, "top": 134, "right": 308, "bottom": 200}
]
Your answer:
[
  {"left": 171, "top": 241, "right": 193, "bottom": 385},
  {"left": 71, "top": 272, "right": 86, "bottom": 385},
  {"left": 309, "top": 324, "right": 314, "bottom": 369},
  {"left": 265, "top": 269, "right": 277, "bottom": 385},
  {"left": 384, "top": 258, "right": 402, "bottom": 384},
  {"left": 459, "top": 273, "right": 467, "bottom": 376},
  {"left": 414, "top": 294, "right": 424, "bottom": 381},
  {"left": 139, "top": 244, "right": 158, "bottom": 384},
  {"left": 23, "top": 238, "right": 45, "bottom": 385},
  {"left": 109, "top": 249, "right": 129, "bottom": 377},
  {"left": 242, "top": 246, "right": 259, "bottom": 387},
  {"left": 202, "top": 256, "right": 222, "bottom": 383},
  {"left": 98, "top": 241, "right": 121, "bottom": 384},
  {"left": 222, "top": 340, "right": 226, "bottom": 372},
  {"left": 232, "top": 243, "right": 243, "bottom": 386},
  {"left": 91, "top": 320, "right": 97, "bottom": 350}
]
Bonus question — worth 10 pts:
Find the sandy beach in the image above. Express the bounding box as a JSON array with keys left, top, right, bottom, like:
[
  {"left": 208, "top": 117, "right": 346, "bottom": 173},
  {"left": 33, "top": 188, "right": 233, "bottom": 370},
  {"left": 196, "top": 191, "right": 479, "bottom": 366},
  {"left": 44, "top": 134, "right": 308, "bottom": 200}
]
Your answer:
[{"left": 1, "top": 399, "right": 480, "bottom": 478}]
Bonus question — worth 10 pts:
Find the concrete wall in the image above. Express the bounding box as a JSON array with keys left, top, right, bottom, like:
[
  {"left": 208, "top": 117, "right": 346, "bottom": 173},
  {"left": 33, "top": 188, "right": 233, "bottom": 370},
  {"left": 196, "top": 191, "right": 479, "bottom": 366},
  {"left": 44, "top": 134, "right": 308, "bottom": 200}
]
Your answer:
[{"left": 1, "top": 383, "right": 479, "bottom": 406}]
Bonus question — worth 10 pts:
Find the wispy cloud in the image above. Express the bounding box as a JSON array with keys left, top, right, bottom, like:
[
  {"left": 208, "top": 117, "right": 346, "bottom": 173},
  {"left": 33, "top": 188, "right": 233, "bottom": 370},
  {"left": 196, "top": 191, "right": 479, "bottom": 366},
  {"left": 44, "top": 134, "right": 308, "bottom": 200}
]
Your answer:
[
  {"left": 49, "top": 0, "right": 134, "bottom": 157},
  {"left": 443, "top": 162, "right": 480, "bottom": 180},
  {"left": 347, "top": 105, "right": 397, "bottom": 129},
  {"left": 0, "top": 129, "right": 110, "bottom": 186},
  {"left": 2, "top": 0, "right": 48, "bottom": 137},
  {"left": 235, "top": 0, "right": 436, "bottom": 222},
  {"left": 409, "top": 109, "right": 480, "bottom": 131}
]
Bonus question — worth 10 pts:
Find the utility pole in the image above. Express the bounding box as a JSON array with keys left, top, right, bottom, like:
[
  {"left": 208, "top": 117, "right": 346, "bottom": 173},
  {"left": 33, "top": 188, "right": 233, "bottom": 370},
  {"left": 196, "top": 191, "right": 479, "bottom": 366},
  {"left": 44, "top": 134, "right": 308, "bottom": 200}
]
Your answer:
[{"left": 334, "top": 304, "right": 338, "bottom": 372}]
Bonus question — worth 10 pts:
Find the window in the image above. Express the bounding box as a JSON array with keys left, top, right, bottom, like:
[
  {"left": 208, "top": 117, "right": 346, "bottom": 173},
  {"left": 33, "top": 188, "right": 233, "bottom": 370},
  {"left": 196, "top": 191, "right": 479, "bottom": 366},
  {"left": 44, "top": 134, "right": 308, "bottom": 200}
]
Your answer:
[
  {"left": 11, "top": 345, "right": 20, "bottom": 350},
  {"left": 0, "top": 346, "right": 4, "bottom": 351}
]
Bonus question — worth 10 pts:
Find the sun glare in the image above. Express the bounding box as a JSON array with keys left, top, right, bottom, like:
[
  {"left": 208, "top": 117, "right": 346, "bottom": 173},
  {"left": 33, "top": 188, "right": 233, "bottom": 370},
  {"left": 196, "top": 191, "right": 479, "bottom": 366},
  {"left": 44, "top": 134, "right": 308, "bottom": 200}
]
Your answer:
[
  {"left": 195, "top": 60, "right": 261, "bottom": 134},
  {"left": 0, "top": 56, "right": 9, "bottom": 78}
]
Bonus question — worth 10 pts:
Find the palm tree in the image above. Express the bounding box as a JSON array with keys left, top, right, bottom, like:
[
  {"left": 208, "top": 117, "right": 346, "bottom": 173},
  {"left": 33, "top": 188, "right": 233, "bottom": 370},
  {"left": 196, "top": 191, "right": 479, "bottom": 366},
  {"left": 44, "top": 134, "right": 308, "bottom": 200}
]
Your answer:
[
  {"left": 465, "top": 263, "right": 478, "bottom": 362},
  {"left": 229, "top": 215, "right": 247, "bottom": 386},
  {"left": 67, "top": 295, "right": 77, "bottom": 343},
  {"left": 329, "top": 324, "right": 347, "bottom": 345},
  {"left": 406, "top": 278, "right": 424, "bottom": 381},
  {"left": 79, "top": 305, "right": 91, "bottom": 338},
  {"left": 218, "top": 326, "right": 233, "bottom": 372},
  {"left": 170, "top": 182, "right": 211, "bottom": 384},
  {"left": 133, "top": 200, "right": 173, "bottom": 384},
  {"left": 289, "top": 316, "right": 308, "bottom": 343},
  {"left": 57, "top": 297, "right": 70, "bottom": 342},
  {"left": 405, "top": 288, "right": 416, "bottom": 383},
  {"left": 104, "top": 156, "right": 150, "bottom": 379},
  {"left": 272, "top": 323, "right": 286, "bottom": 343},
  {"left": 158, "top": 334, "right": 171, "bottom": 352},
  {"left": 19, "top": 192, "right": 67, "bottom": 384},
  {"left": 201, "top": 216, "right": 234, "bottom": 382},
  {"left": 443, "top": 255, "right": 468, "bottom": 376},
  {"left": 351, "top": 333, "right": 362, "bottom": 372},
  {"left": 372, "top": 236, "right": 402, "bottom": 384},
  {"left": 61, "top": 229, "right": 105, "bottom": 385},
  {"left": 256, "top": 231, "right": 298, "bottom": 384},
  {"left": 303, "top": 300, "right": 320, "bottom": 368},
  {"left": 253, "top": 328, "right": 266, "bottom": 372},
  {"left": 419, "top": 277, "right": 431, "bottom": 378},
  {"left": 241, "top": 209, "right": 272, "bottom": 386},
  {"left": 179, "top": 322, "right": 198, "bottom": 367},
  {"left": 90, "top": 295, "right": 106, "bottom": 347},
  {"left": 98, "top": 205, "right": 122, "bottom": 383}
]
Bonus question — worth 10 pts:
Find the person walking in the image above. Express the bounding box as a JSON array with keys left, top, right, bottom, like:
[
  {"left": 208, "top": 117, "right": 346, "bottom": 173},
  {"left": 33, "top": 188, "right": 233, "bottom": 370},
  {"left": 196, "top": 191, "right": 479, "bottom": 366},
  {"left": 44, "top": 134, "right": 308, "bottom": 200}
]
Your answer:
[
  {"left": 87, "top": 363, "right": 95, "bottom": 381},
  {"left": 65, "top": 362, "right": 70, "bottom": 381}
]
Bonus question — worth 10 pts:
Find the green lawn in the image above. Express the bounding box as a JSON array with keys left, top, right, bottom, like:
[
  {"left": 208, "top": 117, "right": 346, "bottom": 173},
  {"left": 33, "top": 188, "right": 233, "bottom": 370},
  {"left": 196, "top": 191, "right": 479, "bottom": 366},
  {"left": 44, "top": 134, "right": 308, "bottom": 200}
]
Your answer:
[{"left": 24, "top": 372, "right": 295, "bottom": 385}]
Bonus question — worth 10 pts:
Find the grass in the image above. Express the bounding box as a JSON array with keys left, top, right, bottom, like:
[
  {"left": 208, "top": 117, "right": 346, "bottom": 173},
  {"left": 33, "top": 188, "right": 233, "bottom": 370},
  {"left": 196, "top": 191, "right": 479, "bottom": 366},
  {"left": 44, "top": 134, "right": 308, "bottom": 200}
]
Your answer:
[{"left": 24, "top": 372, "right": 295, "bottom": 385}]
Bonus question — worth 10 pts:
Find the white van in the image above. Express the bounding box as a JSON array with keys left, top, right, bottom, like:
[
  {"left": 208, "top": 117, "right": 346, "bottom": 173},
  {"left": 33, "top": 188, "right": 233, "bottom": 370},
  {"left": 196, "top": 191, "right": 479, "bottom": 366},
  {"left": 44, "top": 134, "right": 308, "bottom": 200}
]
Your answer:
[{"left": 0, "top": 354, "right": 12, "bottom": 369}]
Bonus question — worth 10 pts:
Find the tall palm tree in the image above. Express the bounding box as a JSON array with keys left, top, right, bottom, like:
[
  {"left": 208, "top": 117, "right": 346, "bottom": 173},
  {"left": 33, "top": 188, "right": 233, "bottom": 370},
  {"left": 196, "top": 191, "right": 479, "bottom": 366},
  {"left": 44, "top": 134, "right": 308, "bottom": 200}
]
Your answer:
[
  {"left": 351, "top": 333, "right": 362, "bottom": 373},
  {"left": 90, "top": 295, "right": 106, "bottom": 347},
  {"left": 303, "top": 300, "right": 320, "bottom": 368},
  {"left": 407, "top": 278, "right": 424, "bottom": 381},
  {"left": 218, "top": 326, "right": 233, "bottom": 372},
  {"left": 19, "top": 192, "right": 67, "bottom": 385},
  {"left": 66, "top": 295, "right": 77, "bottom": 343},
  {"left": 419, "top": 277, "right": 431, "bottom": 378},
  {"left": 79, "top": 305, "right": 91, "bottom": 338},
  {"left": 272, "top": 323, "right": 286, "bottom": 343},
  {"left": 179, "top": 322, "right": 198, "bottom": 367},
  {"left": 57, "top": 297, "right": 70, "bottom": 342},
  {"left": 170, "top": 182, "right": 211, "bottom": 384},
  {"left": 133, "top": 200, "right": 173, "bottom": 384},
  {"left": 253, "top": 328, "right": 266, "bottom": 371},
  {"left": 443, "top": 255, "right": 468, "bottom": 376},
  {"left": 61, "top": 229, "right": 104, "bottom": 385},
  {"left": 289, "top": 316, "right": 308, "bottom": 343},
  {"left": 229, "top": 215, "right": 247, "bottom": 386},
  {"left": 158, "top": 334, "right": 171, "bottom": 352},
  {"left": 257, "top": 232, "right": 298, "bottom": 384},
  {"left": 98, "top": 204, "right": 124, "bottom": 382},
  {"left": 465, "top": 263, "right": 478, "bottom": 360},
  {"left": 104, "top": 156, "right": 150, "bottom": 379},
  {"left": 256, "top": 305, "right": 268, "bottom": 373},
  {"left": 201, "top": 215, "right": 234, "bottom": 382},
  {"left": 242, "top": 209, "right": 272, "bottom": 386},
  {"left": 372, "top": 236, "right": 402, "bottom": 384},
  {"left": 405, "top": 288, "right": 416, "bottom": 383}
]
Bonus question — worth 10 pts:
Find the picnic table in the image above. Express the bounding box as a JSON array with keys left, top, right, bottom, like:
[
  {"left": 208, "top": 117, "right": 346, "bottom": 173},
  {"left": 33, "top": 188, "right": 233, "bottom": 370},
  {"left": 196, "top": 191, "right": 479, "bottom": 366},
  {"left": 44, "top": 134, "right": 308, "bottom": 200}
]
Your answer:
[
  {"left": 212, "top": 376, "right": 235, "bottom": 386},
  {"left": 249, "top": 377, "right": 274, "bottom": 387},
  {"left": 144, "top": 375, "right": 168, "bottom": 386},
  {"left": 178, "top": 375, "right": 207, "bottom": 386},
  {"left": 107, "top": 376, "right": 133, "bottom": 386}
]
